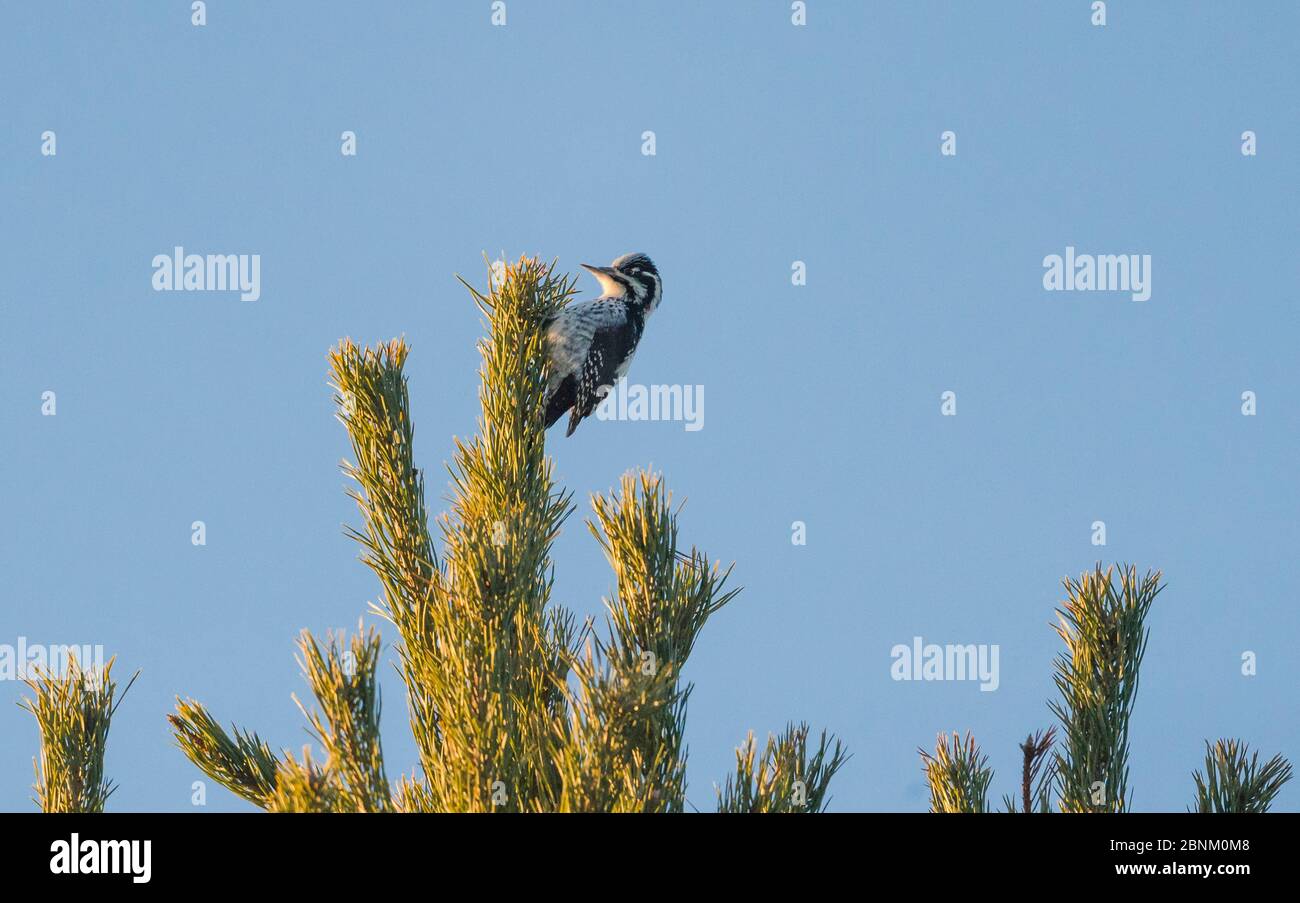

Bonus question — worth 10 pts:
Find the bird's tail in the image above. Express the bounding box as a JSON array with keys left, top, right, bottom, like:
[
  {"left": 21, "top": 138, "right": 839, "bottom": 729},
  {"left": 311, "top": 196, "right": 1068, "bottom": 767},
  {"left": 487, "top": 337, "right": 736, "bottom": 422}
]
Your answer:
[
  {"left": 544, "top": 376, "right": 576, "bottom": 431},
  {"left": 544, "top": 398, "right": 567, "bottom": 430}
]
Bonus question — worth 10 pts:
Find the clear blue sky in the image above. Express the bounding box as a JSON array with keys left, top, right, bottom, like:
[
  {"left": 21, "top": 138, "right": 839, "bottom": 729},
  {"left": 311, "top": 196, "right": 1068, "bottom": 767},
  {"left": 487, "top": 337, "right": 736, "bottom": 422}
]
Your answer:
[{"left": 2, "top": 1, "right": 1296, "bottom": 812}]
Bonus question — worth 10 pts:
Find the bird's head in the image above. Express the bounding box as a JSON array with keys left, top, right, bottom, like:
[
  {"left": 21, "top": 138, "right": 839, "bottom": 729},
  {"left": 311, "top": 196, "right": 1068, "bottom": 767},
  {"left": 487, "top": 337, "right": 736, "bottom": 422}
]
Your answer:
[{"left": 582, "top": 253, "right": 662, "bottom": 312}]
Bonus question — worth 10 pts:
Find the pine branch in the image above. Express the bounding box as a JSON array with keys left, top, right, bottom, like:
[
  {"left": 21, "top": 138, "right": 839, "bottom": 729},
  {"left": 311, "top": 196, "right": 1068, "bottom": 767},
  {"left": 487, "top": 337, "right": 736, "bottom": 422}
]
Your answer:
[
  {"left": 160, "top": 254, "right": 847, "bottom": 813},
  {"left": 550, "top": 640, "right": 689, "bottom": 812},
  {"left": 171, "top": 626, "right": 391, "bottom": 812},
  {"left": 1017, "top": 728, "right": 1057, "bottom": 813},
  {"left": 266, "top": 748, "right": 344, "bottom": 813},
  {"left": 589, "top": 472, "right": 741, "bottom": 670},
  {"left": 1050, "top": 564, "right": 1162, "bottom": 812},
  {"left": 920, "top": 731, "right": 993, "bottom": 813},
  {"left": 717, "top": 723, "right": 848, "bottom": 813},
  {"left": 328, "top": 337, "right": 443, "bottom": 787},
  {"left": 332, "top": 258, "right": 578, "bottom": 811},
  {"left": 391, "top": 774, "right": 437, "bottom": 813},
  {"left": 20, "top": 655, "right": 137, "bottom": 813},
  {"left": 550, "top": 471, "right": 739, "bottom": 812},
  {"left": 168, "top": 700, "right": 281, "bottom": 808},
  {"left": 1192, "top": 739, "right": 1293, "bottom": 813},
  {"left": 292, "top": 625, "right": 391, "bottom": 812}
]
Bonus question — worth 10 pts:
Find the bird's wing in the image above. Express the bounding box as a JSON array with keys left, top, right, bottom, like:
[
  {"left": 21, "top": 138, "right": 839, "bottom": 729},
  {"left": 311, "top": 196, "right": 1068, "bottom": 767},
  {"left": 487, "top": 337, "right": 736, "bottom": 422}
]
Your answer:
[
  {"left": 567, "top": 324, "right": 638, "bottom": 436},
  {"left": 546, "top": 302, "right": 623, "bottom": 367}
]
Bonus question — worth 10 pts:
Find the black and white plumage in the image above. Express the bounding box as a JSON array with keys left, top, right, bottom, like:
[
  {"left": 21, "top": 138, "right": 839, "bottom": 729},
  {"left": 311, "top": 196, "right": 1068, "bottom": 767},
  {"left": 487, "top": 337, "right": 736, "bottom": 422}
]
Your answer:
[{"left": 543, "top": 252, "right": 662, "bottom": 437}]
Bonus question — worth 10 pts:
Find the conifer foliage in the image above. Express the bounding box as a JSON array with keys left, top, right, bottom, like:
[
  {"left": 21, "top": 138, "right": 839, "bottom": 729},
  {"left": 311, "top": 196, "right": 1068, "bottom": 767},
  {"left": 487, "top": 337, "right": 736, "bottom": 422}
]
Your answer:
[
  {"left": 165, "top": 257, "right": 847, "bottom": 812},
  {"left": 21, "top": 657, "right": 137, "bottom": 813},
  {"left": 28, "top": 263, "right": 1289, "bottom": 815},
  {"left": 921, "top": 565, "right": 1292, "bottom": 813}
]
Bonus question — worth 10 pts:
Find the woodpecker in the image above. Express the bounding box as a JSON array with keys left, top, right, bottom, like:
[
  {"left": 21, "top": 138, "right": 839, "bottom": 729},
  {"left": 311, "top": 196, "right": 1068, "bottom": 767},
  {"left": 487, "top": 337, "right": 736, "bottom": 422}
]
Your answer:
[{"left": 543, "top": 252, "right": 662, "bottom": 437}]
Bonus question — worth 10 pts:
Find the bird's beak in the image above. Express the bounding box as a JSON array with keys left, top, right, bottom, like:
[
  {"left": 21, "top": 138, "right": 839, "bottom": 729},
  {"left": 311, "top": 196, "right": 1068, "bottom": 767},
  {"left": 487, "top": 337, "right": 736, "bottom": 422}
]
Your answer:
[{"left": 582, "top": 263, "right": 624, "bottom": 297}]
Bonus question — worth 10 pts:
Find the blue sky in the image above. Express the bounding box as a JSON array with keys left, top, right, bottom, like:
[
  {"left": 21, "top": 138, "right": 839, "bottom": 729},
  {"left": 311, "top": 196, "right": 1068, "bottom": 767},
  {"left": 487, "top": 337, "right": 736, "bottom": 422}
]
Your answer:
[{"left": 2, "top": 1, "right": 1296, "bottom": 812}]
